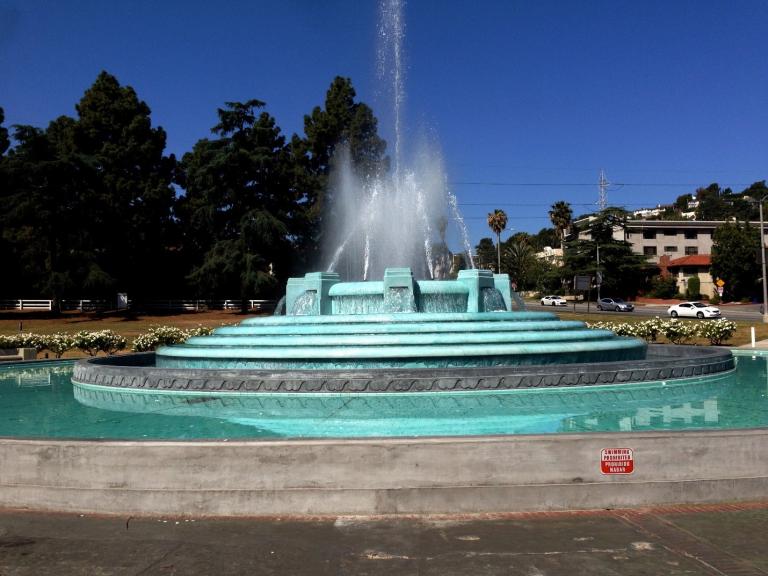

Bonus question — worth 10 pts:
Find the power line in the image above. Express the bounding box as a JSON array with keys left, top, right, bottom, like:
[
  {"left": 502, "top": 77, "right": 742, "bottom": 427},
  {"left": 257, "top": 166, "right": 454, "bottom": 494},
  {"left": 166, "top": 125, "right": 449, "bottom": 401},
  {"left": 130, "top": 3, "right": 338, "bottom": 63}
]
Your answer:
[{"left": 449, "top": 181, "right": 756, "bottom": 188}]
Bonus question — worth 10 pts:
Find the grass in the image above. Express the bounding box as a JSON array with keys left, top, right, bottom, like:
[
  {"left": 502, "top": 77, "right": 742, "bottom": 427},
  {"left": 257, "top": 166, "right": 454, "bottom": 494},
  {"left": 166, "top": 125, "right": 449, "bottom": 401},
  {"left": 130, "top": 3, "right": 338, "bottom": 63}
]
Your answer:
[{"left": 0, "top": 310, "right": 250, "bottom": 358}]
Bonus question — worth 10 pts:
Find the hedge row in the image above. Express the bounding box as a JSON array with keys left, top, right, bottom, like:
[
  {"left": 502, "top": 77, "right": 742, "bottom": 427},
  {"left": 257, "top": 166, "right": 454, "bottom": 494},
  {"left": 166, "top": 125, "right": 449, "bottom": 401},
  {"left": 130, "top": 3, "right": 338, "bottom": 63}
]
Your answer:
[
  {"left": 0, "top": 325, "right": 215, "bottom": 358},
  {"left": 586, "top": 317, "right": 737, "bottom": 346}
]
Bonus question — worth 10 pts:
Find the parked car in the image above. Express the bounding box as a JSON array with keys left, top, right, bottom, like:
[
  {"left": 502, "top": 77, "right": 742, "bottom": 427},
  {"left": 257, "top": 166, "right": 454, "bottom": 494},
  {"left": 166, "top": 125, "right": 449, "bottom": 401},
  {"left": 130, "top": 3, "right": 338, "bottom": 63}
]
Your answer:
[
  {"left": 597, "top": 298, "right": 635, "bottom": 312},
  {"left": 667, "top": 301, "right": 722, "bottom": 319},
  {"left": 540, "top": 295, "right": 567, "bottom": 307}
]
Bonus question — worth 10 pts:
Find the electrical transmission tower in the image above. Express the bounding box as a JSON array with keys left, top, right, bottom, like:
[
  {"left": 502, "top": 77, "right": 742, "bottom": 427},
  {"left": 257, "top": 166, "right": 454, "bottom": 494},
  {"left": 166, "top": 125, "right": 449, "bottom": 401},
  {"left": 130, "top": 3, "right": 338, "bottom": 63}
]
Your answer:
[{"left": 598, "top": 169, "right": 609, "bottom": 211}]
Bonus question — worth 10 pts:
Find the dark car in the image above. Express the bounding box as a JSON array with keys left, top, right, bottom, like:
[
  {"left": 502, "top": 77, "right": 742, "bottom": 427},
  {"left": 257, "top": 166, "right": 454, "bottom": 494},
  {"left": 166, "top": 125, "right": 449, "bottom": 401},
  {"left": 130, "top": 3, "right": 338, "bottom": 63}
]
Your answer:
[{"left": 597, "top": 298, "right": 634, "bottom": 312}]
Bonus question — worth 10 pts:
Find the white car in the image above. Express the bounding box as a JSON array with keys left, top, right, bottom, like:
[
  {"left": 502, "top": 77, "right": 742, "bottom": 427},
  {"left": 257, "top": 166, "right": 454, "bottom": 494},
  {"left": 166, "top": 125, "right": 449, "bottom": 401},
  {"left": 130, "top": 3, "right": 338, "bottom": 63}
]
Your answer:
[
  {"left": 540, "top": 295, "right": 567, "bottom": 307},
  {"left": 667, "top": 301, "right": 722, "bottom": 319}
]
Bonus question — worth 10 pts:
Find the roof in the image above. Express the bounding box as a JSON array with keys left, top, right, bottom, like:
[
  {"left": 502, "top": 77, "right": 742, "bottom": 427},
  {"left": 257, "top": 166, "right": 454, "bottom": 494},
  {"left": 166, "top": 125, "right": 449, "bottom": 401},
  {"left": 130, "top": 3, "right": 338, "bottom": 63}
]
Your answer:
[{"left": 666, "top": 255, "right": 711, "bottom": 267}]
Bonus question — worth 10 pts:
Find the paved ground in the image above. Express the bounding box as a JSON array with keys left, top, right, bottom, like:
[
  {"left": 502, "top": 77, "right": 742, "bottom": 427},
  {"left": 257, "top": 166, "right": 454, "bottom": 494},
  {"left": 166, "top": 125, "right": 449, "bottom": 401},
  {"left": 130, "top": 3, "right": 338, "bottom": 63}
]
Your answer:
[{"left": 1, "top": 503, "right": 768, "bottom": 575}]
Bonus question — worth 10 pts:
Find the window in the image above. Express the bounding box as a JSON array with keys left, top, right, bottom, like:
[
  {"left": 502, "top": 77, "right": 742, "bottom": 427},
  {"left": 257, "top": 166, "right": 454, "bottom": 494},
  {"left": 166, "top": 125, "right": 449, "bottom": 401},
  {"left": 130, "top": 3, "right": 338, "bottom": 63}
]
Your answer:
[
  {"left": 664, "top": 246, "right": 678, "bottom": 253},
  {"left": 643, "top": 246, "right": 657, "bottom": 256},
  {"left": 684, "top": 230, "right": 697, "bottom": 240},
  {"left": 643, "top": 230, "right": 656, "bottom": 239},
  {"left": 664, "top": 230, "right": 677, "bottom": 236},
  {"left": 685, "top": 246, "right": 698, "bottom": 255}
]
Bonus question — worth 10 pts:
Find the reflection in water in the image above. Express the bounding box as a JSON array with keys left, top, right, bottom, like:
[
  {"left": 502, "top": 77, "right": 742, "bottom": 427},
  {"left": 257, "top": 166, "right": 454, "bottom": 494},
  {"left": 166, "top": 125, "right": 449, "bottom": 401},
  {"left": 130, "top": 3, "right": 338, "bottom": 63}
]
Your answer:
[{"left": 0, "top": 356, "right": 767, "bottom": 439}]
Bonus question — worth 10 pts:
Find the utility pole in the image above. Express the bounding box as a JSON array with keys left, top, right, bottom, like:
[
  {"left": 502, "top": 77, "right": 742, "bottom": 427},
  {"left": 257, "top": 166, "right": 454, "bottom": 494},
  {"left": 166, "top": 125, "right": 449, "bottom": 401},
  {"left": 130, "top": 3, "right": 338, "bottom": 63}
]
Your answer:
[
  {"left": 596, "top": 244, "right": 602, "bottom": 302},
  {"left": 598, "top": 169, "right": 609, "bottom": 212}
]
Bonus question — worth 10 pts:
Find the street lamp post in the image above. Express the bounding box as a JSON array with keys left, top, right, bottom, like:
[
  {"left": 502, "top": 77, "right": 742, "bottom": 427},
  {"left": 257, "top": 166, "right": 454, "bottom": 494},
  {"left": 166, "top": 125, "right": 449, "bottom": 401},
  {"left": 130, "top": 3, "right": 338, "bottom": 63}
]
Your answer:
[{"left": 760, "top": 197, "right": 768, "bottom": 323}]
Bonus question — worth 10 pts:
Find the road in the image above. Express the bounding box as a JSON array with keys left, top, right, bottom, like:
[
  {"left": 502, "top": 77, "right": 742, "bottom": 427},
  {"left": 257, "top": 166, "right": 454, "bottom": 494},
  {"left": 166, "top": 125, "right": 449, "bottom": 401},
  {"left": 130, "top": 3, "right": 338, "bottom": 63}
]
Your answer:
[{"left": 527, "top": 300, "right": 765, "bottom": 321}]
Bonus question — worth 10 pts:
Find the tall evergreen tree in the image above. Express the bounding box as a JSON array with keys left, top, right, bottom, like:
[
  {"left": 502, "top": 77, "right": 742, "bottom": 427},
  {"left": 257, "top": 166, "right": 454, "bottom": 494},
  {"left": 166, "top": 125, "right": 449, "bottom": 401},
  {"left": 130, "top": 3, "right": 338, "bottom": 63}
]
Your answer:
[
  {"left": 1, "top": 119, "right": 102, "bottom": 305},
  {"left": 178, "top": 100, "right": 298, "bottom": 309},
  {"left": 298, "top": 77, "right": 388, "bottom": 254},
  {"left": 0, "top": 107, "right": 9, "bottom": 156},
  {"left": 72, "top": 71, "right": 177, "bottom": 299},
  {"left": 563, "top": 210, "right": 651, "bottom": 298}
]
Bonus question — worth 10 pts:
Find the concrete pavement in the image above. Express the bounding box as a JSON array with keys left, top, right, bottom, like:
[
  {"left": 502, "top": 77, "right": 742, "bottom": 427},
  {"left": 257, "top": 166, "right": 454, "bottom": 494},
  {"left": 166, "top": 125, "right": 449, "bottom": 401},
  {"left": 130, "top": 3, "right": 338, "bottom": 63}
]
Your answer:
[{"left": 2, "top": 503, "right": 768, "bottom": 575}]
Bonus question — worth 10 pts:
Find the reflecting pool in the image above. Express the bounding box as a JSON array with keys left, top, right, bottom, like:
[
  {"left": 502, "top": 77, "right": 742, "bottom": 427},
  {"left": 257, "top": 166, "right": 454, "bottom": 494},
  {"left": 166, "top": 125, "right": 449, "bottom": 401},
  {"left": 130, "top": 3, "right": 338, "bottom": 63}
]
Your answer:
[{"left": 1, "top": 352, "right": 767, "bottom": 440}]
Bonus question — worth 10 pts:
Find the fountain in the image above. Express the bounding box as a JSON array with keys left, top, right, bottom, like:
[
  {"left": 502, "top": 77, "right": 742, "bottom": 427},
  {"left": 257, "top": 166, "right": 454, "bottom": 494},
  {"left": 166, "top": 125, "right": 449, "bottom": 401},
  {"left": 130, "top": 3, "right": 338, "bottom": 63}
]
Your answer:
[
  {"left": 72, "top": 267, "right": 732, "bottom": 395},
  {"left": 4, "top": 0, "right": 758, "bottom": 520}
]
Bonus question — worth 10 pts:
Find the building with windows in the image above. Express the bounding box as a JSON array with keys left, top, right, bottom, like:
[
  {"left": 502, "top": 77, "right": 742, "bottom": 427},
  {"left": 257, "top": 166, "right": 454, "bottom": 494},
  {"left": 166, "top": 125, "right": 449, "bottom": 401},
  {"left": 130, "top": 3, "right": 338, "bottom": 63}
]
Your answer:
[{"left": 577, "top": 219, "right": 768, "bottom": 298}]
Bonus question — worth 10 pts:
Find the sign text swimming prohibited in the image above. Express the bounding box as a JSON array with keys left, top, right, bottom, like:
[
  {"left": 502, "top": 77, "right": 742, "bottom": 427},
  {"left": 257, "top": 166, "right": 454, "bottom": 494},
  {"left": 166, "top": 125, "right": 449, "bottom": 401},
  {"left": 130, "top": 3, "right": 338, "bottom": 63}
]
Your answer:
[{"left": 600, "top": 448, "right": 634, "bottom": 474}]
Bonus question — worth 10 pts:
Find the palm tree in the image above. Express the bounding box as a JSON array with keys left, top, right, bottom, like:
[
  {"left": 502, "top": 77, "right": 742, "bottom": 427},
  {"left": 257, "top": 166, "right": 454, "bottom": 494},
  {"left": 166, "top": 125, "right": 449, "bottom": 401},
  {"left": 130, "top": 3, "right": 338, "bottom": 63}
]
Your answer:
[
  {"left": 548, "top": 201, "right": 573, "bottom": 253},
  {"left": 504, "top": 238, "right": 537, "bottom": 290},
  {"left": 487, "top": 209, "right": 508, "bottom": 272}
]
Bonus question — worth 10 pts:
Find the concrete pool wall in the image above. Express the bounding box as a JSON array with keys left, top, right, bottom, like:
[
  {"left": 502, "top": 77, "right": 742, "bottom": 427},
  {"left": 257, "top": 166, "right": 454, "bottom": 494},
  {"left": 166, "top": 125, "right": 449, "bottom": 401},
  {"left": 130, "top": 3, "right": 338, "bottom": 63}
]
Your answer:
[{"left": 2, "top": 428, "right": 767, "bottom": 516}]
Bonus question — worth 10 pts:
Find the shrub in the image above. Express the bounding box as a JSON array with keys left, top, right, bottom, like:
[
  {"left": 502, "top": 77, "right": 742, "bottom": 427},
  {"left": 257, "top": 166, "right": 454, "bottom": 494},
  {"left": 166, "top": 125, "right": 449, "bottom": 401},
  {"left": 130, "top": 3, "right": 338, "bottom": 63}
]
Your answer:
[
  {"left": 659, "top": 320, "right": 699, "bottom": 345},
  {"left": 685, "top": 276, "right": 701, "bottom": 300},
  {"left": 710, "top": 293, "right": 721, "bottom": 305},
  {"left": 649, "top": 276, "right": 678, "bottom": 299},
  {"left": 73, "top": 330, "right": 127, "bottom": 356},
  {"left": 698, "top": 319, "right": 737, "bottom": 345},
  {"left": 43, "top": 333, "right": 77, "bottom": 358},
  {"left": 131, "top": 325, "right": 215, "bottom": 352}
]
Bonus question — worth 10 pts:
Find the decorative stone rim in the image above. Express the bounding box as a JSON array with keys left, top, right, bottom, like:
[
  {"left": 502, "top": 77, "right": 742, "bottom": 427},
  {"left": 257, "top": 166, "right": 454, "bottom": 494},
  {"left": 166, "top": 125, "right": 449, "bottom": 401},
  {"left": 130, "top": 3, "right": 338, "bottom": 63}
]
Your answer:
[{"left": 71, "top": 345, "right": 735, "bottom": 394}]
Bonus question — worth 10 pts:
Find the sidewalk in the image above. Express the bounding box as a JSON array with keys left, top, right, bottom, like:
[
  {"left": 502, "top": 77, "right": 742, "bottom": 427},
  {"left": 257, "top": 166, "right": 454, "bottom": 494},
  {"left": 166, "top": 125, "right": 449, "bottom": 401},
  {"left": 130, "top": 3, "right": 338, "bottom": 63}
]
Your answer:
[{"left": 2, "top": 503, "right": 768, "bottom": 575}]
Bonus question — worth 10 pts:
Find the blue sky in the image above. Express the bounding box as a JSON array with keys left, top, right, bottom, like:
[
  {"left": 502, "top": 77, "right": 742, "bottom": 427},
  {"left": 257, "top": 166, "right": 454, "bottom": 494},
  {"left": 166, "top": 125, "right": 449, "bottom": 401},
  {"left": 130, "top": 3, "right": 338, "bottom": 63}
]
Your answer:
[{"left": 2, "top": 0, "right": 766, "bottom": 243}]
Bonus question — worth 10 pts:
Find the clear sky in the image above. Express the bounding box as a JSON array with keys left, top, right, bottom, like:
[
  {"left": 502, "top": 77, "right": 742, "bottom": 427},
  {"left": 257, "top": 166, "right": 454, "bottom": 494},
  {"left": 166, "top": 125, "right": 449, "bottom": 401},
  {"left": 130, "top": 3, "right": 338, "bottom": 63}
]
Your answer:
[{"left": 2, "top": 0, "right": 767, "bottom": 244}]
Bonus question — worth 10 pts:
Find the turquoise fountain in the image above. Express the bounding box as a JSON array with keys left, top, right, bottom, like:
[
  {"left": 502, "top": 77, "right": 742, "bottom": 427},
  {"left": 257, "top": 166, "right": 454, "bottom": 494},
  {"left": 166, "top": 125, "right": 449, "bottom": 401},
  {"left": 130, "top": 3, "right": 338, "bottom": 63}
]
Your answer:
[
  {"left": 154, "top": 268, "right": 646, "bottom": 371},
  {"left": 73, "top": 267, "right": 732, "bottom": 397}
]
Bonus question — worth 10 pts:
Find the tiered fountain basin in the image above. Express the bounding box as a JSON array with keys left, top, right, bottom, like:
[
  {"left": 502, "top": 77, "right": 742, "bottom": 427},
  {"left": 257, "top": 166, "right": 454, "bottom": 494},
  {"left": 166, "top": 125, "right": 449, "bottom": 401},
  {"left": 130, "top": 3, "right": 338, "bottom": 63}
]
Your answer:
[
  {"left": 72, "top": 268, "right": 734, "bottom": 394},
  {"left": 16, "top": 267, "right": 745, "bottom": 517}
]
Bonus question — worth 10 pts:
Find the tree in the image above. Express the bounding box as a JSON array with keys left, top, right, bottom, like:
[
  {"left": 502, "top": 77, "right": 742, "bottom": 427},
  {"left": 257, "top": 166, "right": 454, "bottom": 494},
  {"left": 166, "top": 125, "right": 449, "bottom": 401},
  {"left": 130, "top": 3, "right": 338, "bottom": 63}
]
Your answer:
[
  {"left": 474, "top": 238, "right": 497, "bottom": 271},
  {"left": 486, "top": 209, "right": 508, "bottom": 273},
  {"left": 503, "top": 237, "right": 546, "bottom": 291},
  {"left": 72, "top": 71, "right": 178, "bottom": 300},
  {"left": 530, "top": 227, "right": 558, "bottom": 251},
  {"left": 548, "top": 201, "right": 573, "bottom": 252},
  {"left": 178, "top": 99, "right": 298, "bottom": 310},
  {"left": 686, "top": 275, "right": 701, "bottom": 300},
  {"left": 562, "top": 210, "right": 652, "bottom": 299},
  {"left": 710, "top": 221, "right": 760, "bottom": 301},
  {"left": 0, "top": 107, "right": 9, "bottom": 156},
  {"left": 1, "top": 119, "right": 103, "bottom": 306},
  {"left": 298, "top": 77, "right": 388, "bottom": 255}
]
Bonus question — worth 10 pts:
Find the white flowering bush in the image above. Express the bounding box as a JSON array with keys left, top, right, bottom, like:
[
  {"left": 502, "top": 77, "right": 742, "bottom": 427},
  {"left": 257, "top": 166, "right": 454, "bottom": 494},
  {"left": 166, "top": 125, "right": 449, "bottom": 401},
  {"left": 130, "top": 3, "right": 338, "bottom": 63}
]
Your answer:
[
  {"left": 659, "top": 320, "right": 699, "bottom": 345},
  {"left": 587, "top": 316, "right": 736, "bottom": 346},
  {"left": 697, "top": 319, "right": 737, "bottom": 345},
  {"left": 73, "top": 330, "right": 127, "bottom": 356},
  {"left": 586, "top": 317, "right": 665, "bottom": 342},
  {"left": 44, "top": 333, "right": 77, "bottom": 358},
  {"left": 184, "top": 326, "right": 215, "bottom": 338},
  {"left": 131, "top": 325, "right": 215, "bottom": 352}
]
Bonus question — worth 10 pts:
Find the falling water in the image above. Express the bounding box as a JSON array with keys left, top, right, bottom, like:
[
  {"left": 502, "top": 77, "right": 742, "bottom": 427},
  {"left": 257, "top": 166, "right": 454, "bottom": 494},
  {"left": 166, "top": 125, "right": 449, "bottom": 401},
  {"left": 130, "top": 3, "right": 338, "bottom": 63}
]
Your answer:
[
  {"left": 447, "top": 188, "right": 475, "bottom": 269},
  {"left": 323, "top": 0, "right": 476, "bottom": 280},
  {"left": 378, "top": 0, "right": 405, "bottom": 181}
]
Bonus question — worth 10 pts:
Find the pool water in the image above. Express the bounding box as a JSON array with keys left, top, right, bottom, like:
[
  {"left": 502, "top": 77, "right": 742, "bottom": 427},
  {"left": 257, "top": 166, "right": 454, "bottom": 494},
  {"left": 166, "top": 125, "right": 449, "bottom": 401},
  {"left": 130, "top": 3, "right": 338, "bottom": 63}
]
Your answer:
[{"left": 1, "top": 352, "right": 767, "bottom": 440}]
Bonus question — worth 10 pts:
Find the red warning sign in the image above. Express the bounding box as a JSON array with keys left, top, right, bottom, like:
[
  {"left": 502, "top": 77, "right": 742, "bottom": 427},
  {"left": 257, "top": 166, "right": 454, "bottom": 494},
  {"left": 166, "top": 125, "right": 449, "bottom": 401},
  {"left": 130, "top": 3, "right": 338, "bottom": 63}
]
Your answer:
[{"left": 600, "top": 448, "right": 634, "bottom": 474}]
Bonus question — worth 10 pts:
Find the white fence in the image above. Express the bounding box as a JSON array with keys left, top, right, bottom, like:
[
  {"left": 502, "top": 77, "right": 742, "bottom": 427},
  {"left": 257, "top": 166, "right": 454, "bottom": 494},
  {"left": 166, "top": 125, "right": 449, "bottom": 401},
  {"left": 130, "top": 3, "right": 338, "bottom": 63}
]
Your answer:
[
  {"left": 0, "top": 300, "right": 53, "bottom": 311},
  {"left": 0, "top": 299, "right": 276, "bottom": 312},
  {"left": 141, "top": 299, "right": 276, "bottom": 311}
]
